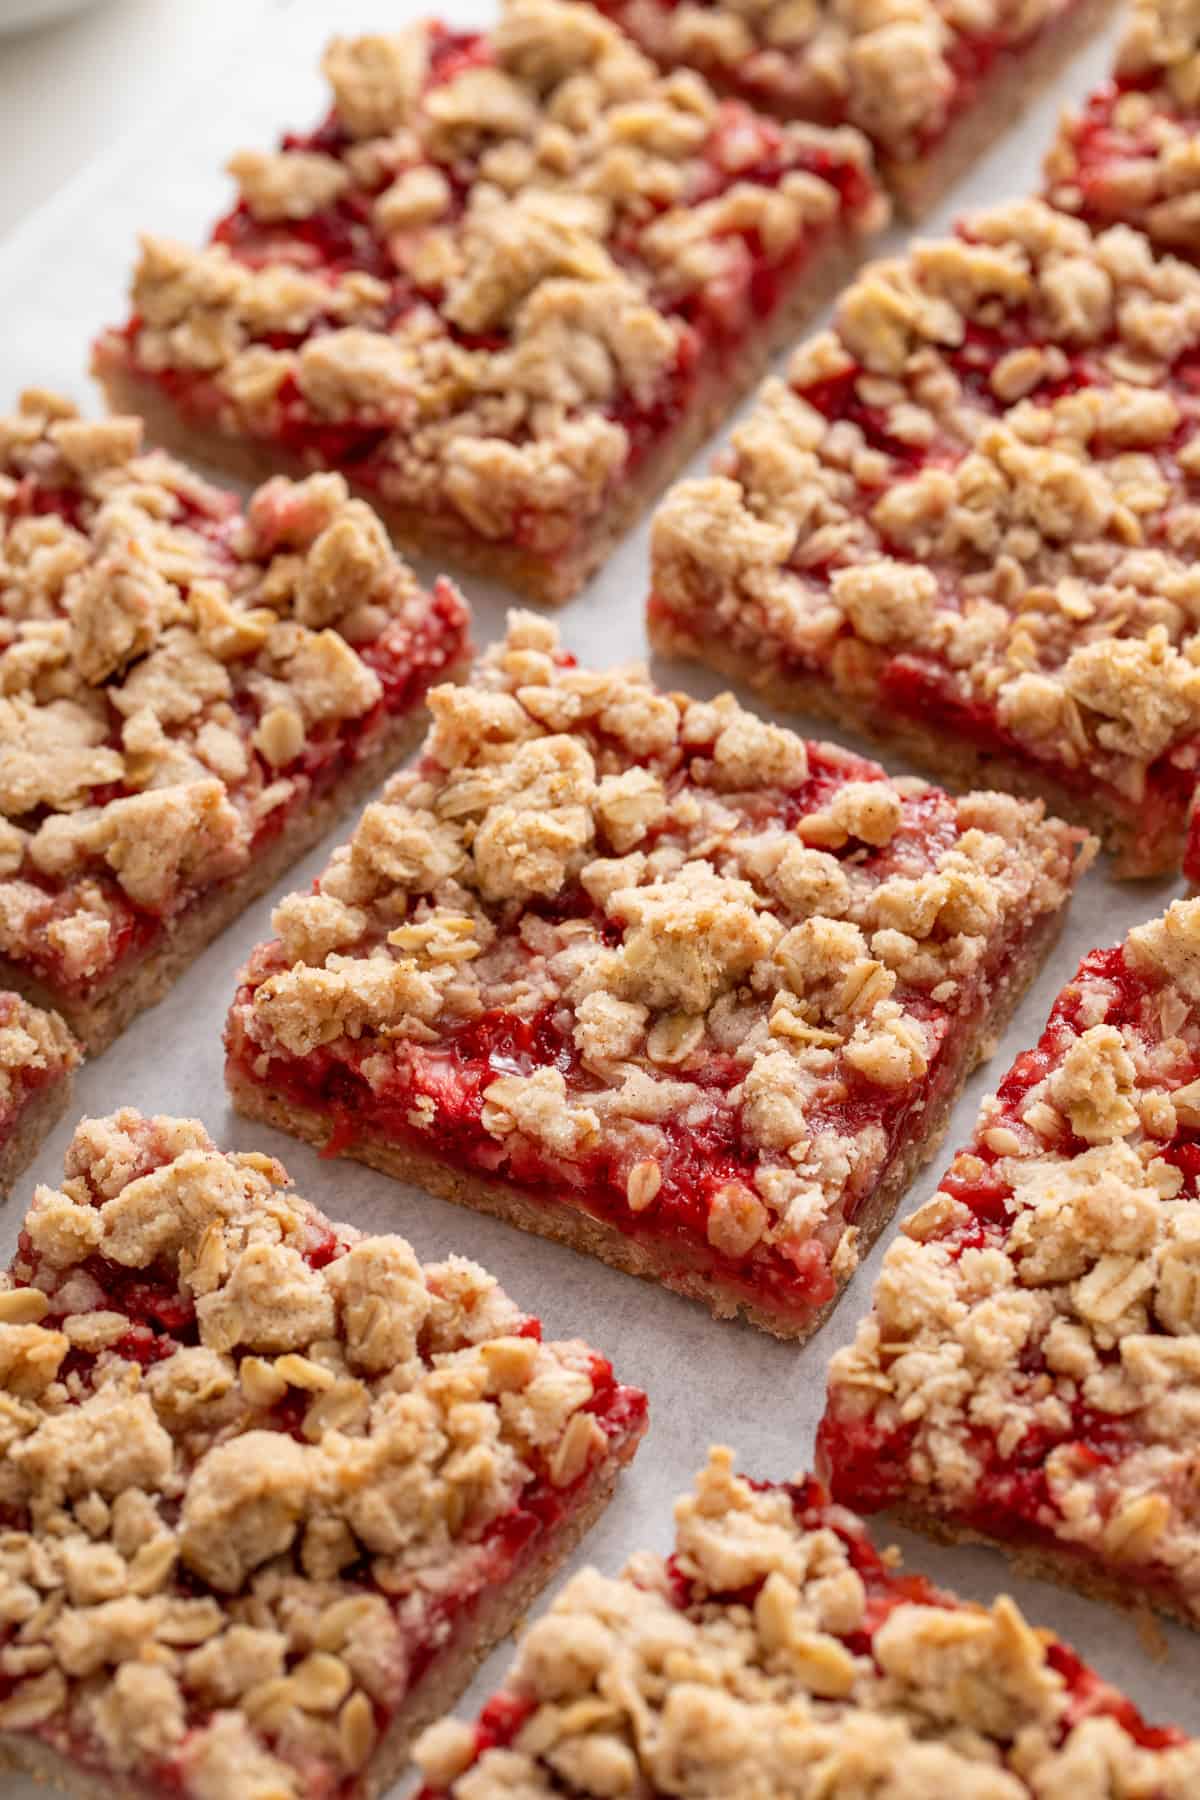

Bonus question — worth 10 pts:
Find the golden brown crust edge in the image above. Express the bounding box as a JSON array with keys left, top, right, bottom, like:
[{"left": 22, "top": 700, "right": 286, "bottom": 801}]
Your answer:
[
  {"left": 0, "top": 1443, "right": 636, "bottom": 1800},
  {"left": 94, "top": 228, "right": 873, "bottom": 608},
  {"left": 227, "top": 900, "right": 1066, "bottom": 1341},
  {"left": 0, "top": 1071, "right": 75, "bottom": 1198},
  {"left": 2, "top": 698, "right": 459, "bottom": 1056},
  {"left": 885, "top": 1501, "right": 1198, "bottom": 1635},
  {"left": 649, "top": 619, "right": 1172, "bottom": 877}
]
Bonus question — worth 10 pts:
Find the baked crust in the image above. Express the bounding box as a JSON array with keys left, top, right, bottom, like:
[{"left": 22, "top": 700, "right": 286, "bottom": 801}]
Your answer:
[
  {"left": 0, "top": 1110, "right": 646, "bottom": 1799},
  {"left": 0, "top": 390, "right": 471, "bottom": 1053},
  {"left": 651, "top": 197, "right": 1200, "bottom": 880},
  {"left": 413, "top": 1448, "right": 1200, "bottom": 1798},
  {"left": 97, "top": 232, "right": 868, "bottom": 608},
  {"left": 225, "top": 613, "right": 1092, "bottom": 1339},
  {"left": 0, "top": 996, "right": 78, "bottom": 1195},
  {"left": 97, "top": 0, "right": 886, "bottom": 604},
  {"left": 821, "top": 895, "right": 1200, "bottom": 1633}
]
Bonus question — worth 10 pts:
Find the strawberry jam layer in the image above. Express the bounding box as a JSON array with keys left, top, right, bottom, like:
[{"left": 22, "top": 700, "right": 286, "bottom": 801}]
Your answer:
[
  {"left": 819, "top": 936, "right": 1200, "bottom": 1580},
  {"left": 228, "top": 892, "right": 1037, "bottom": 1333},
  {"left": 416, "top": 1467, "right": 1185, "bottom": 1798}
]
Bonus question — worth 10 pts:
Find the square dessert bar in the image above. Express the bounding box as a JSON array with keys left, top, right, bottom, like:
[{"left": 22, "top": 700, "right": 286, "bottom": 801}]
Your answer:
[
  {"left": 0, "top": 1109, "right": 646, "bottom": 1800},
  {"left": 413, "top": 1447, "right": 1200, "bottom": 1798},
  {"left": 585, "top": 0, "right": 1114, "bottom": 215},
  {"left": 0, "top": 389, "right": 470, "bottom": 1054},
  {"left": 651, "top": 198, "right": 1200, "bottom": 878},
  {"left": 820, "top": 895, "right": 1200, "bottom": 1631},
  {"left": 92, "top": 0, "right": 887, "bottom": 606},
  {"left": 226, "top": 613, "right": 1092, "bottom": 1342},
  {"left": 1046, "top": 0, "right": 1200, "bottom": 262},
  {"left": 0, "top": 994, "right": 78, "bottom": 1193}
]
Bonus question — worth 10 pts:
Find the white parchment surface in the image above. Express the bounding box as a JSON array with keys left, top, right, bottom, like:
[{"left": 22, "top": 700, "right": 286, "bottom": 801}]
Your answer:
[{"left": 2, "top": 6, "right": 1195, "bottom": 1791}]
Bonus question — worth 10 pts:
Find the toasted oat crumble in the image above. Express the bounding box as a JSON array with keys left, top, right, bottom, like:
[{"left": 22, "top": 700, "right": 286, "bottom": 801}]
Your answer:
[
  {"left": 822, "top": 896, "right": 1200, "bottom": 1624},
  {"left": 0, "top": 390, "right": 468, "bottom": 1022},
  {"left": 103, "top": 0, "right": 883, "bottom": 567},
  {"left": 413, "top": 1446, "right": 1200, "bottom": 1797},
  {"left": 652, "top": 199, "right": 1200, "bottom": 862},
  {"left": 229, "top": 614, "right": 1090, "bottom": 1332},
  {"left": 1047, "top": 0, "right": 1200, "bottom": 259},
  {"left": 585, "top": 0, "right": 1067, "bottom": 167},
  {"left": 0, "top": 1110, "right": 641, "bottom": 1797}
]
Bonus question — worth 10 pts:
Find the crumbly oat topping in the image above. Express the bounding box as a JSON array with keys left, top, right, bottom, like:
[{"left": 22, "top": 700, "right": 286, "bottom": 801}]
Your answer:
[
  {"left": 653, "top": 199, "right": 1200, "bottom": 844},
  {"left": 230, "top": 614, "right": 1090, "bottom": 1332},
  {"left": 822, "top": 895, "right": 1200, "bottom": 1623},
  {"left": 587, "top": 0, "right": 1064, "bottom": 165},
  {"left": 413, "top": 1446, "right": 1200, "bottom": 1798},
  {"left": 0, "top": 391, "right": 468, "bottom": 1013},
  {"left": 1047, "top": 0, "right": 1200, "bottom": 259},
  {"left": 109, "top": 0, "right": 883, "bottom": 559},
  {"left": 0, "top": 1110, "right": 639, "bottom": 1796}
]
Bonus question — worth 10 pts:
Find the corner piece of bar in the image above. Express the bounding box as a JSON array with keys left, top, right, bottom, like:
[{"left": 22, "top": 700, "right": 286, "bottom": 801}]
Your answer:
[
  {"left": 0, "top": 1108, "right": 646, "bottom": 1798},
  {"left": 413, "top": 1447, "right": 1200, "bottom": 1798},
  {"left": 821, "top": 894, "right": 1200, "bottom": 1631},
  {"left": 226, "top": 610, "right": 1092, "bottom": 1340}
]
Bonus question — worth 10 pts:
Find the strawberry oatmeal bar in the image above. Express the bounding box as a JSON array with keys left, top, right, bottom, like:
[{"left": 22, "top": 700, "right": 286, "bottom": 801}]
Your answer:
[
  {"left": 586, "top": 0, "right": 1115, "bottom": 215},
  {"left": 820, "top": 895, "right": 1200, "bottom": 1630},
  {"left": 651, "top": 198, "right": 1200, "bottom": 878},
  {"left": 225, "top": 614, "right": 1091, "bottom": 1341},
  {"left": 1046, "top": 0, "right": 1200, "bottom": 262},
  {"left": 413, "top": 1446, "right": 1200, "bottom": 1798},
  {"left": 0, "top": 994, "right": 78, "bottom": 1195},
  {"left": 92, "top": 0, "right": 886, "bottom": 606},
  {"left": 0, "top": 389, "right": 470, "bottom": 1054},
  {"left": 0, "top": 1109, "right": 646, "bottom": 1799}
]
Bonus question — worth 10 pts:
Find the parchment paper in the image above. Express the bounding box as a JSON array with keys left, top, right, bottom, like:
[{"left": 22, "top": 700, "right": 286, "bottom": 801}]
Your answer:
[{"left": 2, "top": 7, "right": 1194, "bottom": 1791}]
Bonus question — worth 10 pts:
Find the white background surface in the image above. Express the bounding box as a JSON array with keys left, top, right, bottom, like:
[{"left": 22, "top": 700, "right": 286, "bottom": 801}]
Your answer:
[{"left": 1, "top": 4, "right": 1196, "bottom": 1795}]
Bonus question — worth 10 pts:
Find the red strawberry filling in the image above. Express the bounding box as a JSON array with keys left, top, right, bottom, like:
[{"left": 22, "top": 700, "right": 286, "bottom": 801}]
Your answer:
[{"left": 415, "top": 1468, "right": 1185, "bottom": 1798}]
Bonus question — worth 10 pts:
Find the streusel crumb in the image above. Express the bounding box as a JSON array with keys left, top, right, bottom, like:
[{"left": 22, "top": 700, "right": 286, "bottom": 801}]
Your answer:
[{"left": 413, "top": 1447, "right": 1200, "bottom": 1798}]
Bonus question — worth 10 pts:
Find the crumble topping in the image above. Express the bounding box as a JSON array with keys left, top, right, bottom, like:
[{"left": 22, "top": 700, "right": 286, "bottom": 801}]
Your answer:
[
  {"left": 583, "top": 0, "right": 1066, "bottom": 166},
  {"left": 110, "top": 0, "right": 883, "bottom": 560},
  {"left": 0, "top": 1110, "right": 640, "bottom": 1795},
  {"left": 230, "top": 613, "right": 1091, "bottom": 1330},
  {"left": 822, "top": 896, "right": 1200, "bottom": 1621},
  {"left": 0, "top": 391, "right": 468, "bottom": 1015},
  {"left": 413, "top": 1447, "right": 1200, "bottom": 1797},
  {"left": 653, "top": 199, "right": 1200, "bottom": 841},
  {"left": 0, "top": 991, "right": 77, "bottom": 1136}
]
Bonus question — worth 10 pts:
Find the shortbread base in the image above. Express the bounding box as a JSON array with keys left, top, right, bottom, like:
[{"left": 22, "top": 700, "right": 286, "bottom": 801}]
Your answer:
[
  {"left": 0, "top": 1071, "right": 75, "bottom": 1197},
  {"left": 0, "top": 1433, "right": 640, "bottom": 1800},
  {"left": 887, "top": 1501, "right": 1197, "bottom": 1635},
  {"left": 228, "top": 904, "right": 1066, "bottom": 1340},
  {"left": 649, "top": 620, "right": 1167, "bottom": 876},
  {"left": 0, "top": 696, "right": 459, "bottom": 1056},
  {"left": 94, "top": 227, "right": 875, "bottom": 607}
]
